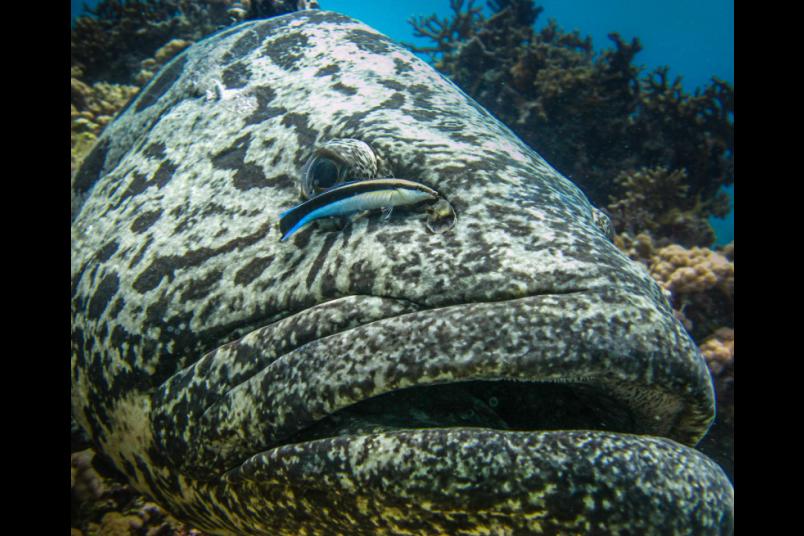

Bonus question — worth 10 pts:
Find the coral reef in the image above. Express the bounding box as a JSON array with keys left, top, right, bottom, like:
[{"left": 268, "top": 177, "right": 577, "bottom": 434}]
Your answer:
[
  {"left": 71, "top": 1, "right": 301, "bottom": 86},
  {"left": 649, "top": 242, "right": 734, "bottom": 340},
  {"left": 71, "top": 449, "right": 209, "bottom": 535},
  {"left": 408, "top": 0, "right": 733, "bottom": 247},
  {"left": 607, "top": 167, "right": 729, "bottom": 247},
  {"left": 617, "top": 234, "right": 733, "bottom": 342}
]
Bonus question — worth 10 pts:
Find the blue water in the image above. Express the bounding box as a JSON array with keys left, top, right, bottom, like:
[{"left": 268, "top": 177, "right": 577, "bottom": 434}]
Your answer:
[{"left": 71, "top": 0, "right": 734, "bottom": 245}]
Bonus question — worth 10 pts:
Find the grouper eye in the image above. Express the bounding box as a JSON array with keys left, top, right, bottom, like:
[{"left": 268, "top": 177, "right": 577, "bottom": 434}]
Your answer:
[
  {"left": 310, "top": 157, "right": 339, "bottom": 190},
  {"left": 300, "top": 138, "right": 380, "bottom": 198}
]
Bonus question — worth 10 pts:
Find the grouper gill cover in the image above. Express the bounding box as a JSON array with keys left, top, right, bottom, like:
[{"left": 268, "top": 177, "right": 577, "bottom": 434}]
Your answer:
[{"left": 70, "top": 9, "right": 734, "bottom": 535}]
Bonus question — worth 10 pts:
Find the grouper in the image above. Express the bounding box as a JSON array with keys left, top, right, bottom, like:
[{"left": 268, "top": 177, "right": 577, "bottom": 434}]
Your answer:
[{"left": 70, "top": 9, "right": 734, "bottom": 535}]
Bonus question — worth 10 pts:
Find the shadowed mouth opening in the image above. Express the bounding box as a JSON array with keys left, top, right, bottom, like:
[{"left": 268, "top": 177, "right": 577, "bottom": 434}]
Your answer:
[{"left": 278, "top": 379, "right": 641, "bottom": 448}]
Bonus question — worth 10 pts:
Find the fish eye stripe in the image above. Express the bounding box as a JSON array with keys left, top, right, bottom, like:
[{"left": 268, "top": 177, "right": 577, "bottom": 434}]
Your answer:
[{"left": 279, "top": 178, "right": 440, "bottom": 240}]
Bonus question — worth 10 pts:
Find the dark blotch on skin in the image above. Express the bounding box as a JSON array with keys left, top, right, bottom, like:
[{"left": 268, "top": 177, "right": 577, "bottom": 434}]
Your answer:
[
  {"left": 180, "top": 269, "right": 223, "bottom": 303},
  {"left": 73, "top": 138, "right": 110, "bottom": 197},
  {"left": 116, "top": 172, "right": 150, "bottom": 207},
  {"left": 135, "top": 54, "right": 188, "bottom": 112},
  {"left": 245, "top": 86, "right": 286, "bottom": 126},
  {"left": 347, "top": 29, "right": 394, "bottom": 55},
  {"left": 210, "top": 133, "right": 267, "bottom": 190},
  {"left": 301, "top": 9, "right": 354, "bottom": 26},
  {"left": 348, "top": 260, "right": 373, "bottom": 294},
  {"left": 131, "top": 209, "right": 163, "bottom": 234},
  {"left": 143, "top": 142, "right": 167, "bottom": 160},
  {"left": 266, "top": 173, "right": 296, "bottom": 191},
  {"left": 212, "top": 134, "right": 252, "bottom": 171},
  {"left": 96, "top": 240, "right": 119, "bottom": 263},
  {"left": 281, "top": 113, "right": 318, "bottom": 160},
  {"left": 222, "top": 62, "right": 251, "bottom": 89},
  {"left": 315, "top": 64, "right": 340, "bottom": 77},
  {"left": 404, "top": 108, "right": 439, "bottom": 122},
  {"left": 305, "top": 233, "right": 338, "bottom": 289},
  {"left": 234, "top": 256, "right": 274, "bottom": 286},
  {"left": 380, "top": 79, "right": 405, "bottom": 92},
  {"left": 451, "top": 132, "right": 481, "bottom": 144},
  {"left": 224, "top": 32, "right": 259, "bottom": 64},
  {"left": 133, "top": 257, "right": 174, "bottom": 294},
  {"left": 87, "top": 272, "right": 119, "bottom": 320},
  {"left": 394, "top": 57, "right": 413, "bottom": 74},
  {"left": 264, "top": 32, "right": 310, "bottom": 70},
  {"left": 382, "top": 93, "right": 405, "bottom": 109},
  {"left": 233, "top": 164, "right": 268, "bottom": 191},
  {"left": 332, "top": 82, "right": 358, "bottom": 96},
  {"left": 108, "top": 297, "right": 125, "bottom": 319},
  {"left": 221, "top": 17, "right": 295, "bottom": 64},
  {"left": 128, "top": 237, "right": 153, "bottom": 269},
  {"left": 153, "top": 160, "right": 177, "bottom": 189}
]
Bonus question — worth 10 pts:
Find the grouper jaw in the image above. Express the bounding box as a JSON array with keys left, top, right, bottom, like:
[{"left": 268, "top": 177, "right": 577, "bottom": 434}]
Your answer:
[
  {"left": 153, "top": 289, "right": 714, "bottom": 483},
  {"left": 218, "top": 429, "right": 733, "bottom": 535}
]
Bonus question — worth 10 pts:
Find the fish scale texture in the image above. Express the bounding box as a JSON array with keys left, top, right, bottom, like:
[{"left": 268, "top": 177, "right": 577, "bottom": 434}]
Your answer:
[{"left": 71, "top": 10, "right": 733, "bottom": 535}]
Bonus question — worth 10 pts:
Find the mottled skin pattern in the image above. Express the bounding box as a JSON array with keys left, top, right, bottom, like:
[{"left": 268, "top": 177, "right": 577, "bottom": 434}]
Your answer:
[{"left": 71, "top": 10, "right": 734, "bottom": 535}]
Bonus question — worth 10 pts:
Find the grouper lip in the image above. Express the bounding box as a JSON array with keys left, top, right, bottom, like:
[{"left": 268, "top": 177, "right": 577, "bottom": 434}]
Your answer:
[
  {"left": 219, "top": 428, "right": 734, "bottom": 536},
  {"left": 155, "top": 290, "right": 715, "bottom": 482}
]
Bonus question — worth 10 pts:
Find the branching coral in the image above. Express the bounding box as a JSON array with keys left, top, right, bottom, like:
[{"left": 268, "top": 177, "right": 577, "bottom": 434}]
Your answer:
[
  {"left": 408, "top": 0, "right": 485, "bottom": 65},
  {"left": 607, "top": 166, "right": 729, "bottom": 247},
  {"left": 408, "top": 0, "right": 733, "bottom": 247}
]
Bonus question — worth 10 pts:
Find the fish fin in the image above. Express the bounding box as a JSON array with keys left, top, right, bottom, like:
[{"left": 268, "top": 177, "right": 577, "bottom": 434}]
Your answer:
[
  {"left": 279, "top": 204, "right": 310, "bottom": 241},
  {"left": 381, "top": 206, "right": 394, "bottom": 221},
  {"left": 280, "top": 219, "right": 305, "bottom": 241}
]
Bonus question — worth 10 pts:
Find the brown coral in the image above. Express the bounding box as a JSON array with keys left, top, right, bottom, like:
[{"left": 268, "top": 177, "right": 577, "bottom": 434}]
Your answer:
[
  {"left": 650, "top": 244, "right": 733, "bottom": 296},
  {"left": 612, "top": 232, "right": 655, "bottom": 267},
  {"left": 699, "top": 327, "right": 734, "bottom": 376},
  {"left": 134, "top": 38, "right": 193, "bottom": 85},
  {"left": 607, "top": 166, "right": 726, "bottom": 247},
  {"left": 647, "top": 243, "right": 733, "bottom": 341},
  {"left": 71, "top": 79, "right": 140, "bottom": 175}
]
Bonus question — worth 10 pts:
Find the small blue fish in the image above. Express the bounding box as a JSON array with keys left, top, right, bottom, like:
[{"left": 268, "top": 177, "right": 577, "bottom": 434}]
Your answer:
[{"left": 279, "top": 178, "right": 439, "bottom": 241}]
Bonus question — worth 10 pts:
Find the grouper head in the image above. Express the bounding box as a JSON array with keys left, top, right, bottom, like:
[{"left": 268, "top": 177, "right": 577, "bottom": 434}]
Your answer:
[{"left": 71, "top": 10, "right": 734, "bottom": 535}]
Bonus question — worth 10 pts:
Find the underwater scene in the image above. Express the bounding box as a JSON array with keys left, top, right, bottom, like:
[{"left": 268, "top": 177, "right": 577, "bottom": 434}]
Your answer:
[{"left": 71, "top": 1, "right": 734, "bottom": 534}]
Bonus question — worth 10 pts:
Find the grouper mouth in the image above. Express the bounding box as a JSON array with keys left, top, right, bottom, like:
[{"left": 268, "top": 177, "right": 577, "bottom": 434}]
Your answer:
[
  {"left": 154, "top": 289, "right": 717, "bottom": 489},
  {"left": 276, "top": 378, "right": 643, "bottom": 448}
]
